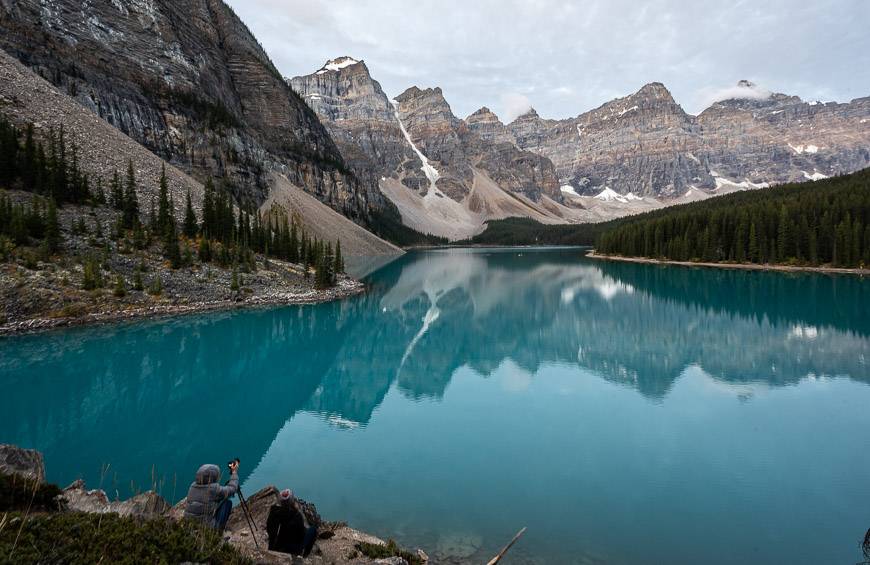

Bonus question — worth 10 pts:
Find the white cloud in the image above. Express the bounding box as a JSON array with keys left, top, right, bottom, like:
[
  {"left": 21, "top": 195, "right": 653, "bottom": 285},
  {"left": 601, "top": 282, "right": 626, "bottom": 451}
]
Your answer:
[
  {"left": 696, "top": 81, "right": 772, "bottom": 110},
  {"left": 500, "top": 93, "right": 533, "bottom": 123}
]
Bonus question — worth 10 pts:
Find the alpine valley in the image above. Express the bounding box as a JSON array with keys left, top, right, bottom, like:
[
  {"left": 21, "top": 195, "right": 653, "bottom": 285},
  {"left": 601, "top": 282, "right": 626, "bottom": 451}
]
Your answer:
[{"left": 1, "top": 1, "right": 868, "bottom": 245}]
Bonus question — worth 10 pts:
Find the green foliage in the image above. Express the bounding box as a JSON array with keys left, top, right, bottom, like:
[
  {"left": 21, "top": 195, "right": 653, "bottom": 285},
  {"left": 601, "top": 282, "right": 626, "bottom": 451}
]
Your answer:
[
  {"left": 467, "top": 217, "right": 611, "bottom": 246},
  {"left": 230, "top": 266, "right": 240, "bottom": 292},
  {"left": 334, "top": 239, "right": 344, "bottom": 274},
  {"left": 183, "top": 191, "right": 198, "bottom": 238},
  {"left": 0, "top": 471, "right": 63, "bottom": 512},
  {"left": 82, "top": 255, "right": 104, "bottom": 290},
  {"left": 133, "top": 268, "right": 144, "bottom": 291},
  {"left": 0, "top": 118, "right": 91, "bottom": 205},
  {"left": 0, "top": 193, "right": 55, "bottom": 254},
  {"left": 0, "top": 512, "right": 250, "bottom": 564},
  {"left": 122, "top": 160, "right": 140, "bottom": 229},
  {"left": 163, "top": 215, "right": 182, "bottom": 269},
  {"left": 596, "top": 168, "right": 870, "bottom": 268},
  {"left": 148, "top": 275, "right": 163, "bottom": 296},
  {"left": 113, "top": 273, "right": 127, "bottom": 297},
  {"left": 369, "top": 207, "right": 449, "bottom": 247},
  {"left": 157, "top": 164, "right": 171, "bottom": 235},
  {"left": 356, "top": 540, "right": 423, "bottom": 565}
]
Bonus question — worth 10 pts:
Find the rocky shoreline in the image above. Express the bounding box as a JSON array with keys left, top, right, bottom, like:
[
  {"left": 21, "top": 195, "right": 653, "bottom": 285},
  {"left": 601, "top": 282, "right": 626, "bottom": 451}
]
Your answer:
[
  {"left": 1, "top": 444, "right": 427, "bottom": 564},
  {"left": 587, "top": 250, "right": 870, "bottom": 276},
  {"left": 0, "top": 279, "right": 365, "bottom": 337}
]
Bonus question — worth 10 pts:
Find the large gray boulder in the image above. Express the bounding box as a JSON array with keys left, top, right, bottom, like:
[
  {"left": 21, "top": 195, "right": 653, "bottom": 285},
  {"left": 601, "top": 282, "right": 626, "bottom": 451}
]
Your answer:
[
  {"left": 0, "top": 443, "right": 45, "bottom": 482},
  {"left": 61, "top": 479, "right": 169, "bottom": 519}
]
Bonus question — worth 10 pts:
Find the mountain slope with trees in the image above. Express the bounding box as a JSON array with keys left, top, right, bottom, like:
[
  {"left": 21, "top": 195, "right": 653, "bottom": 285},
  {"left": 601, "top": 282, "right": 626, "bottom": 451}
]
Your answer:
[{"left": 595, "top": 168, "right": 870, "bottom": 268}]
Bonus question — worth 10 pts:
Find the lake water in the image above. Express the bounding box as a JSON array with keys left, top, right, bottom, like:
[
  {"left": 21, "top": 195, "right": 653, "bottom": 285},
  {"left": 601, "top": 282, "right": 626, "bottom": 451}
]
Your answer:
[{"left": 2, "top": 248, "right": 869, "bottom": 564}]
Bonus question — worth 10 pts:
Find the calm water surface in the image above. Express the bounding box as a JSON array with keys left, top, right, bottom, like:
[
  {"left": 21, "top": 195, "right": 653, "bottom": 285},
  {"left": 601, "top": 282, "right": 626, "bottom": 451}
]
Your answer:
[{"left": 2, "top": 248, "right": 869, "bottom": 564}]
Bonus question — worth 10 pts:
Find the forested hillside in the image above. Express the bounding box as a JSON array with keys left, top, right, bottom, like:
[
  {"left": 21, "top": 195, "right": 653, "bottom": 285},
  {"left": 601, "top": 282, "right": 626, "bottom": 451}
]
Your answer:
[{"left": 596, "top": 169, "right": 870, "bottom": 268}]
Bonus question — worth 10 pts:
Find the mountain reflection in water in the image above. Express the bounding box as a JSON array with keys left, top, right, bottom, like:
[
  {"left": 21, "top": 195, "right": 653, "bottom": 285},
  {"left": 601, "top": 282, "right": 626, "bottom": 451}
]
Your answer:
[{"left": 1, "top": 248, "right": 868, "bottom": 564}]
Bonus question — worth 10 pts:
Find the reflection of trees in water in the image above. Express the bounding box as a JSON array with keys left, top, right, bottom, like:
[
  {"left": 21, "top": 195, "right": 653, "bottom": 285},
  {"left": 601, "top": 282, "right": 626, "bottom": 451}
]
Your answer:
[
  {"left": 0, "top": 301, "right": 364, "bottom": 497},
  {"left": 2, "top": 248, "right": 867, "bottom": 494},
  {"left": 332, "top": 249, "right": 870, "bottom": 404},
  {"left": 595, "top": 260, "right": 870, "bottom": 338}
]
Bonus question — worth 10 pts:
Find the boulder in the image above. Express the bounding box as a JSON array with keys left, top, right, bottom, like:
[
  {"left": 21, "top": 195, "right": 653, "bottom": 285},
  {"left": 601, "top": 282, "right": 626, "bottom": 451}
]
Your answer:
[
  {"left": 61, "top": 479, "right": 112, "bottom": 513},
  {"left": 114, "top": 491, "right": 171, "bottom": 519},
  {"left": 0, "top": 444, "right": 45, "bottom": 482},
  {"left": 61, "top": 479, "right": 169, "bottom": 519}
]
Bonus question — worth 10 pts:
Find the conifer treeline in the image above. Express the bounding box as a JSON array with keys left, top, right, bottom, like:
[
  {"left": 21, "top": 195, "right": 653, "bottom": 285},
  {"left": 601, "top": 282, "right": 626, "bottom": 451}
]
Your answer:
[
  {"left": 596, "top": 169, "right": 870, "bottom": 268},
  {"left": 0, "top": 115, "right": 345, "bottom": 286},
  {"left": 0, "top": 116, "right": 95, "bottom": 205}
]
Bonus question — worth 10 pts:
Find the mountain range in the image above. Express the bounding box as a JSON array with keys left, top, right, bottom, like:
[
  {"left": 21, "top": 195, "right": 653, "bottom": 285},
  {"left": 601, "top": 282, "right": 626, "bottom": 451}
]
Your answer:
[
  {"left": 1, "top": 1, "right": 868, "bottom": 245},
  {"left": 292, "top": 58, "right": 870, "bottom": 239}
]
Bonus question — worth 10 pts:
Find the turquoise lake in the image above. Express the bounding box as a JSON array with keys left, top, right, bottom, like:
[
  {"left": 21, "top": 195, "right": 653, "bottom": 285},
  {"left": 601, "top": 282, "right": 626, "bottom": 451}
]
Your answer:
[{"left": 2, "top": 248, "right": 870, "bottom": 564}]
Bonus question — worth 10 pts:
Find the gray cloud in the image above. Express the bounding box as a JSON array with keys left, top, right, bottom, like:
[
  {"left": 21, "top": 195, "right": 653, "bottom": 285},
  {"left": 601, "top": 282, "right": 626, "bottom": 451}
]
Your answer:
[{"left": 226, "top": 0, "right": 870, "bottom": 120}]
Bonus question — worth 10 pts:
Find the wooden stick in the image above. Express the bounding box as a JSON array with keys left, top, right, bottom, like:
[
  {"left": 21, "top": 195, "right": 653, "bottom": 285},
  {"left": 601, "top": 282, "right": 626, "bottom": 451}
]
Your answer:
[{"left": 486, "top": 526, "right": 527, "bottom": 565}]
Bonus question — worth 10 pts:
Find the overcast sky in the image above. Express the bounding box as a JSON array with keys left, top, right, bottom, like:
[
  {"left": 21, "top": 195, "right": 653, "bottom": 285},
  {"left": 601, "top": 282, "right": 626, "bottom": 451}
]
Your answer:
[{"left": 226, "top": 0, "right": 870, "bottom": 122}]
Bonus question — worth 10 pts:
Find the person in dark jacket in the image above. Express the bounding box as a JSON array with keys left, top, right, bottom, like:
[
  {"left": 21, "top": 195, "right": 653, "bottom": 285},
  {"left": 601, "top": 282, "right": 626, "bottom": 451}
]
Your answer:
[
  {"left": 266, "top": 489, "right": 317, "bottom": 556},
  {"left": 183, "top": 460, "right": 239, "bottom": 531}
]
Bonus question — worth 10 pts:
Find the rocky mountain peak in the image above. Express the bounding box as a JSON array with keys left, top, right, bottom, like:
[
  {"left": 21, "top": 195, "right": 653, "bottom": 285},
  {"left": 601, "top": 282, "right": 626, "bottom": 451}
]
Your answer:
[
  {"left": 633, "top": 82, "right": 676, "bottom": 103},
  {"left": 510, "top": 108, "right": 541, "bottom": 124},
  {"left": 737, "top": 79, "right": 756, "bottom": 88},
  {"left": 315, "top": 56, "right": 363, "bottom": 75},
  {"left": 466, "top": 106, "right": 503, "bottom": 124}
]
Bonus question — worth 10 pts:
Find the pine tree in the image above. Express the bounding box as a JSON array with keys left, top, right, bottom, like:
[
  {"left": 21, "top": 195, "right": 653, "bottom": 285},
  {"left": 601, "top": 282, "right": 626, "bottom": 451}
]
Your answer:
[
  {"left": 333, "top": 239, "right": 344, "bottom": 274},
  {"left": 133, "top": 268, "right": 144, "bottom": 291},
  {"left": 110, "top": 171, "right": 124, "bottom": 210},
  {"left": 113, "top": 274, "right": 127, "bottom": 297},
  {"left": 148, "top": 275, "right": 163, "bottom": 296},
  {"left": 43, "top": 198, "right": 61, "bottom": 254},
  {"left": 163, "top": 212, "right": 182, "bottom": 269},
  {"left": 230, "top": 265, "right": 240, "bottom": 292},
  {"left": 82, "top": 255, "right": 103, "bottom": 290},
  {"left": 122, "top": 161, "right": 139, "bottom": 228},
  {"left": 157, "top": 164, "right": 171, "bottom": 235},
  {"left": 183, "top": 191, "right": 198, "bottom": 238},
  {"left": 748, "top": 222, "right": 759, "bottom": 263},
  {"left": 198, "top": 237, "right": 212, "bottom": 263}
]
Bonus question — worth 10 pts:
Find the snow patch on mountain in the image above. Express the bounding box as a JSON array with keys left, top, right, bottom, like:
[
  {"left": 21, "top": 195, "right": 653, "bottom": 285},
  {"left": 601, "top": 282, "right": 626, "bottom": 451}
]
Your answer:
[
  {"left": 788, "top": 143, "right": 819, "bottom": 154},
  {"left": 594, "top": 187, "right": 629, "bottom": 203},
  {"left": 802, "top": 170, "right": 828, "bottom": 181},
  {"left": 560, "top": 185, "right": 580, "bottom": 197},
  {"left": 713, "top": 176, "right": 770, "bottom": 191},
  {"left": 392, "top": 100, "right": 441, "bottom": 196},
  {"left": 316, "top": 57, "right": 360, "bottom": 74}
]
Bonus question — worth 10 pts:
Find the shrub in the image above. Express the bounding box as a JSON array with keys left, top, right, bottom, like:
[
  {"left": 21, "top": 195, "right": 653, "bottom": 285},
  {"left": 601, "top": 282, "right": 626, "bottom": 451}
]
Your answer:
[
  {"left": 0, "top": 471, "right": 62, "bottom": 512},
  {"left": 0, "top": 512, "right": 250, "bottom": 564},
  {"left": 356, "top": 539, "right": 423, "bottom": 565}
]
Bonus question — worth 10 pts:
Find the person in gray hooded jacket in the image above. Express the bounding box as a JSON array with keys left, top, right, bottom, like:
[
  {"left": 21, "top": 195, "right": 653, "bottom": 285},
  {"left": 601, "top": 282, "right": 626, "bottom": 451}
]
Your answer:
[{"left": 183, "top": 459, "right": 239, "bottom": 531}]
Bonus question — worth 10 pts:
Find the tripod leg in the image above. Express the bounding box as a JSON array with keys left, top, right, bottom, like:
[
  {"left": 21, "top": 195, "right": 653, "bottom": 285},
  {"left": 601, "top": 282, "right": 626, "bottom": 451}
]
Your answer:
[{"left": 236, "top": 488, "right": 260, "bottom": 549}]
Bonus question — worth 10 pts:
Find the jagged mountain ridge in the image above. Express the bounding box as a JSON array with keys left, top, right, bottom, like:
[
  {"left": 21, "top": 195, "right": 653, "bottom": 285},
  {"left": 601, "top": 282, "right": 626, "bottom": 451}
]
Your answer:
[
  {"left": 0, "top": 0, "right": 384, "bottom": 221},
  {"left": 292, "top": 58, "right": 572, "bottom": 240},
  {"left": 495, "top": 80, "right": 870, "bottom": 197}
]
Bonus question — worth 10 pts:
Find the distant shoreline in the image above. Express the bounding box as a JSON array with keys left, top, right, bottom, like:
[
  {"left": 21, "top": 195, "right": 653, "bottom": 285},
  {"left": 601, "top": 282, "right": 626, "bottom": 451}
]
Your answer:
[
  {"left": 0, "top": 282, "right": 366, "bottom": 338},
  {"left": 587, "top": 251, "right": 870, "bottom": 276}
]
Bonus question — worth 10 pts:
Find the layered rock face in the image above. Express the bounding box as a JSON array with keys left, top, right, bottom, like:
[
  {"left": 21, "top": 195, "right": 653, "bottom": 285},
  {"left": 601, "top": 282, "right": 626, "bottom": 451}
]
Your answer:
[
  {"left": 291, "top": 60, "right": 564, "bottom": 239},
  {"left": 289, "top": 57, "right": 427, "bottom": 192},
  {"left": 697, "top": 86, "right": 870, "bottom": 184},
  {"left": 504, "top": 81, "right": 870, "bottom": 197},
  {"left": 392, "top": 86, "right": 562, "bottom": 202},
  {"left": 0, "top": 0, "right": 381, "bottom": 219},
  {"left": 506, "top": 84, "right": 710, "bottom": 197}
]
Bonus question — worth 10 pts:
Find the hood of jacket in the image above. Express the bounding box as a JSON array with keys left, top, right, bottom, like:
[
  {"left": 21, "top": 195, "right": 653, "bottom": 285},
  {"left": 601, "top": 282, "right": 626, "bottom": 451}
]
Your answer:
[{"left": 195, "top": 464, "right": 220, "bottom": 485}]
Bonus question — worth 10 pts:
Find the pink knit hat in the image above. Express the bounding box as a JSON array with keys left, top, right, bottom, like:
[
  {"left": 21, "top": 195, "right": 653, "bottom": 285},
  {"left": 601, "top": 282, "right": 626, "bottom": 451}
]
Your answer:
[{"left": 280, "top": 489, "right": 293, "bottom": 501}]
